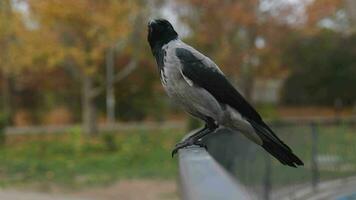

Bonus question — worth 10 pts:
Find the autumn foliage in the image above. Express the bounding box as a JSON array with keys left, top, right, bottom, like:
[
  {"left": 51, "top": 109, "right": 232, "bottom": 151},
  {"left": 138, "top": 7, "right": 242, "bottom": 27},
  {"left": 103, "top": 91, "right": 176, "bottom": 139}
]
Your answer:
[{"left": 0, "top": 0, "right": 355, "bottom": 132}]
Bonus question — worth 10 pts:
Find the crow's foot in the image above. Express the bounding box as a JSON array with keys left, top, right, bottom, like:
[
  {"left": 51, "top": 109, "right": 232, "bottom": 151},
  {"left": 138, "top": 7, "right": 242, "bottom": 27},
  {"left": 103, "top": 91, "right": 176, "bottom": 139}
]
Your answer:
[{"left": 171, "top": 139, "right": 207, "bottom": 157}]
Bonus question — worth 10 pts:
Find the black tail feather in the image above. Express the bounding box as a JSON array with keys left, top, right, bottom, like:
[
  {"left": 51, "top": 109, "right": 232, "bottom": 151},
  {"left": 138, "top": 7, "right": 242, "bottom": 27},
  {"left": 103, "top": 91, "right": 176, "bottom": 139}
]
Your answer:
[
  {"left": 247, "top": 119, "right": 304, "bottom": 167},
  {"left": 262, "top": 139, "right": 304, "bottom": 167}
]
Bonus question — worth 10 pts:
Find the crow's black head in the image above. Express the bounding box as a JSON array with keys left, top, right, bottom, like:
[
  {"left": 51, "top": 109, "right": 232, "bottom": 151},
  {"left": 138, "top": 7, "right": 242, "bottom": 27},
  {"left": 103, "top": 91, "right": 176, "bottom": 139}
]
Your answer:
[{"left": 147, "top": 19, "right": 178, "bottom": 52}]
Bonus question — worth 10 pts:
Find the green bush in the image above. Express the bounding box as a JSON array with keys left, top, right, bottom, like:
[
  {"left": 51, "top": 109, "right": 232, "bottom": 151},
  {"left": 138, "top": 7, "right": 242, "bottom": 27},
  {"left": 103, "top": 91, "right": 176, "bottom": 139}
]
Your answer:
[{"left": 101, "top": 133, "right": 118, "bottom": 152}]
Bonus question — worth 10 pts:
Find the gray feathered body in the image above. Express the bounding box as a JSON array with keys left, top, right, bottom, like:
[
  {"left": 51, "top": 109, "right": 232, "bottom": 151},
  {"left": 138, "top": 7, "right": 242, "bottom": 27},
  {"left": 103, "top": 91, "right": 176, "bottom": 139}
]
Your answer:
[{"left": 160, "top": 39, "right": 262, "bottom": 144}]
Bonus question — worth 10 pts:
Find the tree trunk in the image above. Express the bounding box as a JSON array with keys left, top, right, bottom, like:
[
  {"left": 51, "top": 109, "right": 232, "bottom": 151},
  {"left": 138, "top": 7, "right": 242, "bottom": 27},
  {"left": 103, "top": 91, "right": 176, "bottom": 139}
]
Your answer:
[
  {"left": 3, "top": 76, "right": 11, "bottom": 122},
  {"left": 111, "top": 12, "right": 143, "bottom": 122},
  {"left": 240, "top": 62, "right": 255, "bottom": 102},
  {"left": 106, "top": 48, "right": 115, "bottom": 124},
  {"left": 242, "top": 70, "right": 255, "bottom": 102},
  {"left": 82, "top": 74, "right": 98, "bottom": 136},
  {"left": 345, "top": 0, "right": 356, "bottom": 29},
  {"left": 238, "top": 26, "right": 258, "bottom": 103}
]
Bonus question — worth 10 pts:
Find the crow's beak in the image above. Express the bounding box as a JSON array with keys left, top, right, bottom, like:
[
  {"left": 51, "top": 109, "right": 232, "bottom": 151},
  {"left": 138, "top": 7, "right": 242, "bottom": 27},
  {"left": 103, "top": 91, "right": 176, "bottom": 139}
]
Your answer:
[
  {"left": 148, "top": 20, "right": 155, "bottom": 35},
  {"left": 148, "top": 19, "right": 156, "bottom": 27}
]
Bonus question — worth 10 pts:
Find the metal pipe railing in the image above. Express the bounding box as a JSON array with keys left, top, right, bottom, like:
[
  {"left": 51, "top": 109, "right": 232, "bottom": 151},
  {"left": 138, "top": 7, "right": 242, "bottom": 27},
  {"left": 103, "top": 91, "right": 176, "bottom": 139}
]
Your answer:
[{"left": 178, "top": 146, "right": 253, "bottom": 200}]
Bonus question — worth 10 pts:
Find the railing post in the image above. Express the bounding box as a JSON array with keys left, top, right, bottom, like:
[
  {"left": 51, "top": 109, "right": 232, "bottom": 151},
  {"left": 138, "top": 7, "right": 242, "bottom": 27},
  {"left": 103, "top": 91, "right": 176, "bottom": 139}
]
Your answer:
[
  {"left": 311, "top": 122, "right": 319, "bottom": 191},
  {"left": 263, "top": 154, "right": 272, "bottom": 200}
]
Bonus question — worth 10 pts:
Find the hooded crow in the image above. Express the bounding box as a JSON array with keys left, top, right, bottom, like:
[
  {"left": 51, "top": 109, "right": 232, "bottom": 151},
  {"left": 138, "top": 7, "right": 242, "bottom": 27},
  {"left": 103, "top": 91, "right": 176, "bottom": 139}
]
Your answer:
[{"left": 147, "top": 19, "right": 303, "bottom": 167}]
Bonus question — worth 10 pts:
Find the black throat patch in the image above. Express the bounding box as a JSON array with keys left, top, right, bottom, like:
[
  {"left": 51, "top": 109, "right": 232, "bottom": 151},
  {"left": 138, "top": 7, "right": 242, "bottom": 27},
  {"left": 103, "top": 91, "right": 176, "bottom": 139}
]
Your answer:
[{"left": 153, "top": 46, "right": 166, "bottom": 71}]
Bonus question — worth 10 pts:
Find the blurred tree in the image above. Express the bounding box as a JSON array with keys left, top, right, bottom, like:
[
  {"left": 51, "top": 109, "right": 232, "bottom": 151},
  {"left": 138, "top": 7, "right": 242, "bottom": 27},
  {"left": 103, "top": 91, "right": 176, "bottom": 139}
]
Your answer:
[
  {"left": 280, "top": 0, "right": 356, "bottom": 106},
  {"left": 305, "top": 0, "right": 343, "bottom": 29},
  {"left": 0, "top": 0, "right": 12, "bottom": 125},
  {"left": 177, "top": 0, "right": 355, "bottom": 107},
  {"left": 176, "top": 0, "right": 302, "bottom": 101},
  {"left": 0, "top": 0, "right": 26, "bottom": 125},
  {"left": 281, "top": 30, "right": 356, "bottom": 105},
  {"left": 105, "top": 12, "right": 144, "bottom": 124},
  {"left": 22, "top": 0, "right": 147, "bottom": 135}
]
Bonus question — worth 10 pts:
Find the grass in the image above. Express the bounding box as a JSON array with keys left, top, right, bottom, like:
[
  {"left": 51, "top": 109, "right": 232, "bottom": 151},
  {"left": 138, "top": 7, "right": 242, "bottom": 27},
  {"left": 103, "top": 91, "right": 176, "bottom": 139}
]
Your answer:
[{"left": 0, "top": 126, "right": 185, "bottom": 189}]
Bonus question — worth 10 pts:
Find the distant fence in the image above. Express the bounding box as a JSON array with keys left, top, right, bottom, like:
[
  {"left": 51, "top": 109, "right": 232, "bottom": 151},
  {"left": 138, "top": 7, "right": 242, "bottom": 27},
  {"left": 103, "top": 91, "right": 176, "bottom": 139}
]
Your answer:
[{"left": 4, "top": 121, "right": 184, "bottom": 135}]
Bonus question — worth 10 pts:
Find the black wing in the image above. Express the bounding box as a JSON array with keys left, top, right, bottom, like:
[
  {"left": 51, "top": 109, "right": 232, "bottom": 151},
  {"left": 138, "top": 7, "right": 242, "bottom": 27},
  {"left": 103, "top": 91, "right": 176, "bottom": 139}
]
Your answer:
[
  {"left": 176, "top": 48, "right": 262, "bottom": 122},
  {"left": 176, "top": 48, "right": 303, "bottom": 167}
]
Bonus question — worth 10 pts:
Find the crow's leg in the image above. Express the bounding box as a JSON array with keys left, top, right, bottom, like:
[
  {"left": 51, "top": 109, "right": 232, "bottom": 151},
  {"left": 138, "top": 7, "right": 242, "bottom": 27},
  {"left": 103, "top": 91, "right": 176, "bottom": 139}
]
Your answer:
[
  {"left": 171, "top": 118, "right": 218, "bottom": 157},
  {"left": 183, "top": 117, "right": 218, "bottom": 142}
]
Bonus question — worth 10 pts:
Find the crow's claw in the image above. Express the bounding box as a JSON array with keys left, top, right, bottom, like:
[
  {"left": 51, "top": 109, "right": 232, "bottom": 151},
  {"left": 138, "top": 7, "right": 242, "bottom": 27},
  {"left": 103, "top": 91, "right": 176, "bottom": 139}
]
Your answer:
[
  {"left": 198, "top": 142, "right": 208, "bottom": 150},
  {"left": 171, "top": 140, "right": 208, "bottom": 157}
]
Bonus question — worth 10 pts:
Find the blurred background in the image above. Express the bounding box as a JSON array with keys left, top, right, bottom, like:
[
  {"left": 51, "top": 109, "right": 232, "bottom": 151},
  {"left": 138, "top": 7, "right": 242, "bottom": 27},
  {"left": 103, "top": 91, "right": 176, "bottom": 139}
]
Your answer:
[{"left": 0, "top": 0, "right": 355, "bottom": 199}]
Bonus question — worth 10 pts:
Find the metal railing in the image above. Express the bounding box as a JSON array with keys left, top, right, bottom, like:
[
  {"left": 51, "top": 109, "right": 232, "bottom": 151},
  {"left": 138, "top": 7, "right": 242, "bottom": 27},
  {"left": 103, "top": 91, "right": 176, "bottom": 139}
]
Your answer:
[
  {"left": 178, "top": 146, "right": 253, "bottom": 200},
  {"left": 197, "top": 117, "right": 356, "bottom": 200}
]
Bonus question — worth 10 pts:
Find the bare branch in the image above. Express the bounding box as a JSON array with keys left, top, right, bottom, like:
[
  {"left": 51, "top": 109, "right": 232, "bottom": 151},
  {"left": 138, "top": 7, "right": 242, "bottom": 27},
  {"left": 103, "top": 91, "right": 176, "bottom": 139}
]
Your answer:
[
  {"left": 113, "top": 12, "right": 143, "bottom": 83},
  {"left": 114, "top": 60, "right": 138, "bottom": 83},
  {"left": 114, "top": 39, "right": 128, "bottom": 52},
  {"left": 90, "top": 86, "right": 103, "bottom": 98}
]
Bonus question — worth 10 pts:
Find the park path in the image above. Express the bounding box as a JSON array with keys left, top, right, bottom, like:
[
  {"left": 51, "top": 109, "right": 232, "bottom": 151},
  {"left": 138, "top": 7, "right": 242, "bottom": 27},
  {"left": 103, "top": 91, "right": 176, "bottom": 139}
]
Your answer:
[
  {"left": 0, "top": 190, "right": 88, "bottom": 200},
  {"left": 0, "top": 179, "right": 178, "bottom": 200}
]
